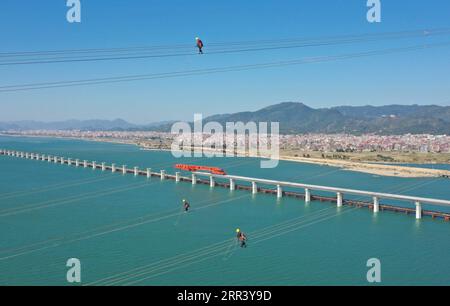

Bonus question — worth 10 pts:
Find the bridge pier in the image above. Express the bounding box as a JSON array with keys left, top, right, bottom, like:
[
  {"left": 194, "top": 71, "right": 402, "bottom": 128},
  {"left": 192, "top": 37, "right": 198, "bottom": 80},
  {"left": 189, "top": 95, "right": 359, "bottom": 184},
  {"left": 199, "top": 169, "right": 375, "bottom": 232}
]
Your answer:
[
  {"left": 252, "top": 181, "right": 257, "bottom": 194},
  {"left": 373, "top": 196, "right": 380, "bottom": 213},
  {"left": 305, "top": 188, "right": 311, "bottom": 203},
  {"left": 75, "top": 159, "right": 80, "bottom": 167},
  {"left": 160, "top": 170, "right": 166, "bottom": 180},
  {"left": 192, "top": 173, "right": 197, "bottom": 185},
  {"left": 84, "top": 160, "right": 88, "bottom": 168},
  {"left": 147, "top": 168, "right": 151, "bottom": 178},
  {"left": 277, "top": 184, "right": 283, "bottom": 198},
  {"left": 54, "top": 157, "right": 58, "bottom": 163},
  {"left": 92, "top": 161, "right": 97, "bottom": 169},
  {"left": 134, "top": 167, "right": 139, "bottom": 176},
  {"left": 175, "top": 172, "right": 180, "bottom": 182},
  {"left": 230, "top": 178, "right": 235, "bottom": 191},
  {"left": 210, "top": 176, "right": 215, "bottom": 187},
  {"left": 101, "top": 162, "right": 106, "bottom": 171},
  {"left": 67, "top": 158, "right": 72, "bottom": 165},
  {"left": 122, "top": 165, "right": 126, "bottom": 174},
  {"left": 415, "top": 201, "right": 422, "bottom": 219},
  {"left": 60, "top": 157, "right": 65, "bottom": 165},
  {"left": 111, "top": 163, "right": 116, "bottom": 173},
  {"left": 337, "top": 192, "right": 343, "bottom": 207}
]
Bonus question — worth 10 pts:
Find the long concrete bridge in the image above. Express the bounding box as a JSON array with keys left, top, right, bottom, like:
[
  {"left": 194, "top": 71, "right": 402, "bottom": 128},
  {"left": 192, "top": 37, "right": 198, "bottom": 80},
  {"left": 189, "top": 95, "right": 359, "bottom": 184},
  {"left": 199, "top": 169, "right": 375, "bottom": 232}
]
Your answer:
[{"left": 2, "top": 149, "right": 450, "bottom": 221}]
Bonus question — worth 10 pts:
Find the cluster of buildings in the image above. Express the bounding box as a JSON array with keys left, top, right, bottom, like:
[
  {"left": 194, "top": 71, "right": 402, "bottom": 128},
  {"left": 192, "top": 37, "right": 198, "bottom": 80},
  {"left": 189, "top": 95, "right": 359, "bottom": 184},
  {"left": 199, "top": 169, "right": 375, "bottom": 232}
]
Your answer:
[
  {"left": 279, "top": 134, "right": 450, "bottom": 153},
  {"left": 2, "top": 130, "right": 450, "bottom": 153}
]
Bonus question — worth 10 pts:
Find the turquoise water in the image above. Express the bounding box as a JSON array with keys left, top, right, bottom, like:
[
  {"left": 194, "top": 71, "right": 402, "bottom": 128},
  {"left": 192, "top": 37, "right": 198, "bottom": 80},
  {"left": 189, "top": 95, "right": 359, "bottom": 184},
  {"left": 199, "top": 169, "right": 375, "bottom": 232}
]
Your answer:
[{"left": 0, "top": 136, "right": 449, "bottom": 285}]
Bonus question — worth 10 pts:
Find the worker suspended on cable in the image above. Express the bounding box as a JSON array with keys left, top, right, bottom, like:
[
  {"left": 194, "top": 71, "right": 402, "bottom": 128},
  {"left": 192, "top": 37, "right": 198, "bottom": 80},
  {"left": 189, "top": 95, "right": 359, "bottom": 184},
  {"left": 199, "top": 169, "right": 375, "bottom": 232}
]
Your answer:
[
  {"left": 195, "top": 37, "right": 204, "bottom": 54},
  {"left": 182, "top": 199, "right": 190, "bottom": 212},
  {"left": 236, "top": 228, "right": 247, "bottom": 248}
]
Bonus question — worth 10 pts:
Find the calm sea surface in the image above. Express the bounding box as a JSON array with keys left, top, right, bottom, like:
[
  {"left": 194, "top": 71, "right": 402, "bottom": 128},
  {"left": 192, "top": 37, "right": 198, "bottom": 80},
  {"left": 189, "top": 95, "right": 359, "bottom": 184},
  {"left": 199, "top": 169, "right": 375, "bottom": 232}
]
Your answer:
[{"left": 0, "top": 136, "right": 449, "bottom": 285}]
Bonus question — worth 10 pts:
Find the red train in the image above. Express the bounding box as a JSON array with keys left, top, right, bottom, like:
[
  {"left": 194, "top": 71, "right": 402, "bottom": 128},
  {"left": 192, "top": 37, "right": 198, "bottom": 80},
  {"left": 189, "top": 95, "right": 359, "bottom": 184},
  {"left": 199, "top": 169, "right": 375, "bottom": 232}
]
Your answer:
[{"left": 174, "top": 164, "right": 227, "bottom": 175}]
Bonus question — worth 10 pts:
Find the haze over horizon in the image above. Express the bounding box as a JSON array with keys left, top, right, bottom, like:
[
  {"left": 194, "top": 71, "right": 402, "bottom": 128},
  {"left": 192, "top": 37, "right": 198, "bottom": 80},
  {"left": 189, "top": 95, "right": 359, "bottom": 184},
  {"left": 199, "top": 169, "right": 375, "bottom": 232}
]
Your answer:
[{"left": 2, "top": 101, "right": 450, "bottom": 124}]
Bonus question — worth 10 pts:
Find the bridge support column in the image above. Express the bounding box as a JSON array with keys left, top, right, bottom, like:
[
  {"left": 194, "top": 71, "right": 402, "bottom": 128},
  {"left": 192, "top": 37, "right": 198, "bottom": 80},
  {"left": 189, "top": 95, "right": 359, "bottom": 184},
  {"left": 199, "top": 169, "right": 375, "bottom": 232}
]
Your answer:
[
  {"left": 67, "top": 158, "right": 72, "bottom": 165},
  {"left": 210, "top": 176, "right": 215, "bottom": 187},
  {"left": 147, "top": 168, "right": 151, "bottom": 178},
  {"left": 54, "top": 157, "right": 58, "bottom": 163},
  {"left": 192, "top": 174, "right": 197, "bottom": 185},
  {"left": 337, "top": 192, "right": 343, "bottom": 207},
  {"left": 111, "top": 163, "right": 116, "bottom": 173},
  {"left": 84, "top": 160, "right": 88, "bottom": 168},
  {"left": 305, "top": 188, "right": 311, "bottom": 203},
  {"left": 60, "top": 157, "right": 65, "bottom": 165},
  {"left": 134, "top": 167, "right": 139, "bottom": 176},
  {"left": 252, "top": 182, "right": 257, "bottom": 194},
  {"left": 415, "top": 201, "right": 422, "bottom": 220},
  {"left": 42, "top": 155, "right": 46, "bottom": 161},
  {"left": 75, "top": 159, "right": 79, "bottom": 167},
  {"left": 122, "top": 165, "right": 126, "bottom": 174},
  {"left": 175, "top": 172, "right": 180, "bottom": 182},
  {"left": 373, "top": 196, "right": 379, "bottom": 213},
  {"left": 25, "top": 152, "right": 29, "bottom": 159},
  {"left": 160, "top": 170, "right": 166, "bottom": 180},
  {"left": 101, "top": 163, "right": 106, "bottom": 171},
  {"left": 277, "top": 185, "right": 283, "bottom": 198},
  {"left": 230, "top": 179, "right": 235, "bottom": 191},
  {"left": 92, "top": 161, "right": 96, "bottom": 169}
]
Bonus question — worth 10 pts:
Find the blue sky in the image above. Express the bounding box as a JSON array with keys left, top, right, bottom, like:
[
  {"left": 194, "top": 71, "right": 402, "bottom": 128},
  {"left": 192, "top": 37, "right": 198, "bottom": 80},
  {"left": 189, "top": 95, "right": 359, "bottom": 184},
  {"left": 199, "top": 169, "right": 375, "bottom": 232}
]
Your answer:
[{"left": 1, "top": 0, "right": 450, "bottom": 123}]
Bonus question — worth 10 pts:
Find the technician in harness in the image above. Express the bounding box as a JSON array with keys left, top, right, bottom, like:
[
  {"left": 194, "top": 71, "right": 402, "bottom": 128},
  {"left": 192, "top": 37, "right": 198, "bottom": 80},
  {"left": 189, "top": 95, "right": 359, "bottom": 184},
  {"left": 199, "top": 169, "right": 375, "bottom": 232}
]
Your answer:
[
  {"left": 236, "top": 228, "right": 247, "bottom": 248},
  {"left": 195, "top": 37, "right": 204, "bottom": 54},
  {"left": 182, "top": 199, "right": 191, "bottom": 212}
]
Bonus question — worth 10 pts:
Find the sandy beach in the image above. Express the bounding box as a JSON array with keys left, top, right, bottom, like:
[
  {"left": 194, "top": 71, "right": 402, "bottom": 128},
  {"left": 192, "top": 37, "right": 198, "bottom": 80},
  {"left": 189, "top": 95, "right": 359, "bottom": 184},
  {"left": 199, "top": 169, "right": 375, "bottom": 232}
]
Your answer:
[{"left": 140, "top": 145, "right": 450, "bottom": 178}]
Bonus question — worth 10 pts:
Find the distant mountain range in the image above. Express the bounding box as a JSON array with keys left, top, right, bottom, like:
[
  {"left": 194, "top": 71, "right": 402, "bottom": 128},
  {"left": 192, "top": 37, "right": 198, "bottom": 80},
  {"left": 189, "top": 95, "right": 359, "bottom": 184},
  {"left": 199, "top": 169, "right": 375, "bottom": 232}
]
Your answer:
[
  {"left": 1, "top": 102, "right": 450, "bottom": 135},
  {"left": 0, "top": 119, "right": 174, "bottom": 131},
  {"left": 201, "top": 102, "right": 450, "bottom": 135}
]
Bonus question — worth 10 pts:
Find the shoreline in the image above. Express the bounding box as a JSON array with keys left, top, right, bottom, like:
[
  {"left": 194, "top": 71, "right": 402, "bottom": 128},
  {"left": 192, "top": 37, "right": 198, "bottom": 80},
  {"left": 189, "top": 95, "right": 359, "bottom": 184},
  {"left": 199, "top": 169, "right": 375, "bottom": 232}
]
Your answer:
[{"left": 1, "top": 133, "right": 450, "bottom": 178}]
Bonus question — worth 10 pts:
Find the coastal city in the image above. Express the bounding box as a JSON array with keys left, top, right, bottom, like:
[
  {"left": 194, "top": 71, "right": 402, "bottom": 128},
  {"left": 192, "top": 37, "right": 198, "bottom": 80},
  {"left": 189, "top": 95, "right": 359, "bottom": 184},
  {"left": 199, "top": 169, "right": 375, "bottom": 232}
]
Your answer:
[{"left": 2, "top": 129, "right": 450, "bottom": 154}]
